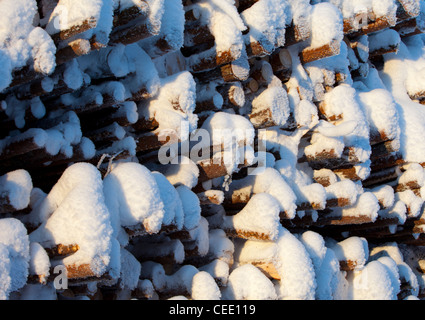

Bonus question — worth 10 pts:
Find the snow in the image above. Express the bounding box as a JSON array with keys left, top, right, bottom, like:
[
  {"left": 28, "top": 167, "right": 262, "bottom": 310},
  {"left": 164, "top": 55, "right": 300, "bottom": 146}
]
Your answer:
[
  {"left": 286, "top": 47, "right": 314, "bottom": 101},
  {"left": 99, "top": 136, "right": 137, "bottom": 158},
  {"left": 329, "top": 236, "right": 369, "bottom": 270},
  {"left": 372, "top": 0, "right": 398, "bottom": 19},
  {"left": 375, "top": 255, "right": 401, "bottom": 297},
  {"left": 29, "top": 242, "right": 50, "bottom": 283},
  {"left": 325, "top": 180, "right": 359, "bottom": 205},
  {"left": 117, "top": 101, "right": 139, "bottom": 124},
  {"left": 143, "top": 0, "right": 165, "bottom": 36},
  {"left": 368, "top": 185, "right": 395, "bottom": 209},
  {"left": 184, "top": 0, "right": 246, "bottom": 73},
  {"left": 223, "top": 193, "right": 281, "bottom": 241},
  {"left": 315, "top": 119, "right": 357, "bottom": 138},
  {"left": 227, "top": 54, "right": 250, "bottom": 81},
  {"left": 201, "top": 112, "right": 255, "bottom": 149},
  {"left": 0, "top": 128, "right": 47, "bottom": 159},
  {"left": 107, "top": 236, "right": 121, "bottom": 282},
  {"left": 225, "top": 168, "right": 297, "bottom": 219},
  {"left": 286, "top": 0, "right": 312, "bottom": 41},
  {"left": 321, "top": 84, "right": 371, "bottom": 162},
  {"left": 250, "top": 86, "right": 290, "bottom": 127},
  {"left": 0, "top": 54, "right": 12, "bottom": 94},
  {"left": 379, "top": 37, "right": 425, "bottom": 163},
  {"left": 304, "top": 130, "right": 345, "bottom": 160},
  {"left": 104, "top": 45, "right": 129, "bottom": 78},
  {"left": 27, "top": 27, "right": 57, "bottom": 76},
  {"left": 315, "top": 246, "right": 341, "bottom": 299},
  {"left": 396, "top": 190, "right": 423, "bottom": 218},
  {"left": 30, "top": 98, "right": 46, "bottom": 120},
  {"left": 47, "top": 0, "right": 115, "bottom": 47},
  {"left": 0, "top": 244, "right": 12, "bottom": 300},
  {"left": 176, "top": 185, "right": 201, "bottom": 231},
  {"left": 199, "top": 259, "right": 229, "bottom": 286},
  {"left": 157, "top": 156, "right": 199, "bottom": 189},
  {"left": 398, "top": 163, "right": 425, "bottom": 188},
  {"left": 43, "top": 111, "right": 83, "bottom": 155},
  {"left": 0, "top": 218, "right": 30, "bottom": 294},
  {"left": 29, "top": 163, "right": 115, "bottom": 278},
  {"left": 143, "top": 73, "right": 197, "bottom": 145},
  {"left": 139, "top": 0, "right": 184, "bottom": 58},
  {"left": 191, "top": 271, "right": 221, "bottom": 300},
  {"left": 379, "top": 200, "right": 407, "bottom": 224},
  {"left": 347, "top": 260, "right": 399, "bottom": 300},
  {"left": 306, "top": 41, "right": 352, "bottom": 90},
  {"left": 99, "top": 81, "right": 126, "bottom": 103},
  {"left": 350, "top": 160, "right": 372, "bottom": 181},
  {"left": 223, "top": 264, "right": 277, "bottom": 300},
  {"left": 357, "top": 88, "right": 400, "bottom": 143},
  {"left": 63, "top": 62, "right": 85, "bottom": 93},
  {"left": 152, "top": 171, "right": 184, "bottom": 230},
  {"left": 233, "top": 237, "right": 277, "bottom": 269},
  {"left": 134, "top": 238, "right": 185, "bottom": 264},
  {"left": 294, "top": 183, "right": 327, "bottom": 209},
  {"left": 170, "top": 265, "right": 204, "bottom": 298},
  {"left": 167, "top": 295, "right": 188, "bottom": 300},
  {"left": 310, "top": 3, "right": 343, "bottom": 48},
  {"left": 139, "top": 261, "right": 167, "bottom": 291},
  {"left": 0, "top": 0, "right": 56, "bottom": 92},
  {"left": 299, "top": 231, "right": 327, "bottom": 270},
  {"left": 398, "top": 244, "right": 424, "bottom": 295},
  {"left": 314, "top": 168, "right": 338, "bottom": 186},
  {"left": 199, "top": 112, "right": 256, "bottom": 174},
  {"left": 330, "top": 190, "right": 380, "bottom": 221},
  {"left": 208, "top": 228, "right": 234, "bottom": 266},
  {"left": 274, "top": 227, "right": 316, "bottom": 300},
  {"left": 240, "top": 0, "right": 288, "bottom": 50},
  {"left": 186, "top": 216, "right": 210, "bottom": 257},
  {"left": 0, "top": 169, "right": 33, "bottom": 212},
  {"left": 405, "top": 295, "right": 420, "bottom": 300},
  {"left": 103, "top": 162, "right": 165, "bottom": 233},
  {"left": 368, "top": 29, "right": 400, "bottom": 53},
  {"left": 46, "top": 0, "right": 103, "bottom": 34},
  {"left": 113, "top": 0, "right": 148, "bottom": 12},
  {"left": 140, "top": 262, "right": 218, "bottom": 299},
  {"left": 324, "top": 0, "right": 397, "bottom": 21},
  {"left": 119, "top": 248, "right": 141, "bottom": 290},
  {"left": 370, "top": 242, "right": 419, "bottom": 296},
  {"left": 121, "top": 44, "right": 160, "bottom": 100},
  {"left": 196, "top": 0, "right": 246, "bottom": 53},
  {"left": 19, "top": 283, "right": 57, "bottom": 300},
  {"left": 196, "top": 84, "right": 224, "bottom": 110},
  {"left": 3, "top": 97, "right": 30, "bottom": 130},
  {"left": 299, "top": 231, "right": 341, "bottom": 300},
  {"left": 294, "top": 99, "right": 319, "bottom": 128}
]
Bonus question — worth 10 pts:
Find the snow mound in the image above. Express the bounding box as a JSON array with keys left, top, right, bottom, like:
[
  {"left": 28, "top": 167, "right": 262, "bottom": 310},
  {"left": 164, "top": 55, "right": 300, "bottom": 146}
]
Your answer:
[
  {"left": 29, "top": 163, "right": 116, "bottom": 279},
  {"left": 0, "top": 170, "right": 33, "bottom": 213},
  {"left": 103, "top": 162, "right": 165, "bottom": 234},
  {"left": 223, "top": 264, "right": 277, "bottom": 300},
  {"left": 0, "top": 0, "right": 56, "bottom": 91},
  {"left": 275, "top": 227, "right": 316, "bottom": 300},
  {"left": 0, "top": 218, "right": 30, "bottom": 298}
]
